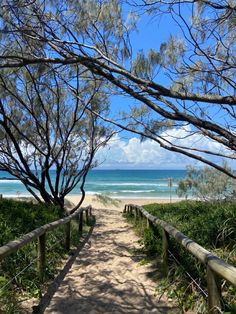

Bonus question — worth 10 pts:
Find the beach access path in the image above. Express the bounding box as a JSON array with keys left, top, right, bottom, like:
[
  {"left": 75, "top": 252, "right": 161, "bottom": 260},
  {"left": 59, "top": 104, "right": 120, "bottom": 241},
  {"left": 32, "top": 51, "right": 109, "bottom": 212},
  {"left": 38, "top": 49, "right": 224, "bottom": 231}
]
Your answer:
[{"left": 43, "top": 205, "right": 178, "bottom": 314}]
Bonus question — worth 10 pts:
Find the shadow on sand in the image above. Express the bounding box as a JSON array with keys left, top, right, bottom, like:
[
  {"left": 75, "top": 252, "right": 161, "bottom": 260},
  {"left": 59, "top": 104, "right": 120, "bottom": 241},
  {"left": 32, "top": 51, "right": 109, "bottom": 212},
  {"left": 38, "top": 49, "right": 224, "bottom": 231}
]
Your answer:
[
  {"left": 34, "top": 217, "right": 96, "bottom": 313},
  {"left": 35, "top": 209, "right": 178, "bottom": 314}
]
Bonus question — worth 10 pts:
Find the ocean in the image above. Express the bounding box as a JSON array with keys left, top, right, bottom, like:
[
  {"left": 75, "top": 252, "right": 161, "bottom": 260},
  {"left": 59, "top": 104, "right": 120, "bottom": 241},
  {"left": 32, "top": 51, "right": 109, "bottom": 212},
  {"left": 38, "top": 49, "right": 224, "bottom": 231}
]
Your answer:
[{"left": 0, "top": 169, "right": 186, "bottom": 199}]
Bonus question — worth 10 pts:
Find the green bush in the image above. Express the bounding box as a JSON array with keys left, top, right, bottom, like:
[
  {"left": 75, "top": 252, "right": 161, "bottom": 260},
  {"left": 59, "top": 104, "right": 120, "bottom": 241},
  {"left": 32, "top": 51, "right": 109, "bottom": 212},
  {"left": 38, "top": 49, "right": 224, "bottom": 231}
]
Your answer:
[
  {"left": 144, "top": 201, "right": 236, "bottom": 251},
  {"left": 126, "top": 200, "right": 236, "bottom": 312},
  {"left": 0, "top": 198, "right": 86, "bottom": 313},
  {"left": 177, "top": 165, "right": 236, "bottom": 201},
  {"left": 0, "top": 198, "right": 62, "bottom": 245}
]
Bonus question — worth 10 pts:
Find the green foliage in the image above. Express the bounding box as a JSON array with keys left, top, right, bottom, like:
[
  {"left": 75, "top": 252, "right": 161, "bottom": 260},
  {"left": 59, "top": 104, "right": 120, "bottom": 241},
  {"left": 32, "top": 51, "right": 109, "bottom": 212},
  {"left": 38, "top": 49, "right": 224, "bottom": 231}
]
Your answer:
[
  {"left": 125, "top": 200, "right": 236, "bottom": 312},
  {"left": 177, "top": 165, "right": 236, "bottom": 201},
  {"left": 146, "top": 201, "right": 236, "bottom": 311},
  {"left": 0, "top": 199, "right": 87, "bottom": 313},
  {"left": 144, "top": 201, "right": 236, "bottom": 250},
  {"left": 132, "top": 50, "right": 154, "bottom": 79},
  {"left": 0, "top": 198, "right": 62, "bottom": 245},
  {"left": 156, "top": 268, "right": 207, "bottom": 314}
]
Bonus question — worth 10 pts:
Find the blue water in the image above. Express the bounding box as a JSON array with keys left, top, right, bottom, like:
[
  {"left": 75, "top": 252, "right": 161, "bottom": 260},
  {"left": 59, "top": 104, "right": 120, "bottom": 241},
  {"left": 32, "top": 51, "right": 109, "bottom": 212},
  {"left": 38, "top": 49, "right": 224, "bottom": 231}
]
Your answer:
[{"left": 0, "top": 169, "right": 186, "bottom": 199}]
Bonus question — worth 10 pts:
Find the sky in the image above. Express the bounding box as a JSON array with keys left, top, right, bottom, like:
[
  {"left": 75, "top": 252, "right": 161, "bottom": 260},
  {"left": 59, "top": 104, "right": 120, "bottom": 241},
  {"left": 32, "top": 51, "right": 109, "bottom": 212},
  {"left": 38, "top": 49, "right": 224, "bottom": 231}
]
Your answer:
[
  {"left": 96, "top": 126, "right": 236, "bottom": 170},
  {"left": 102, "top": 6, "right": 182, "bottom": 169},
  {"left": 95, "top": 3, "right": 236, "bottom": 171},
  {"left": 96, "top": 4, "right": 225, "bottom": 170},
  {"left": 96, "top": 132, "right": 191, "bottom": 169}
]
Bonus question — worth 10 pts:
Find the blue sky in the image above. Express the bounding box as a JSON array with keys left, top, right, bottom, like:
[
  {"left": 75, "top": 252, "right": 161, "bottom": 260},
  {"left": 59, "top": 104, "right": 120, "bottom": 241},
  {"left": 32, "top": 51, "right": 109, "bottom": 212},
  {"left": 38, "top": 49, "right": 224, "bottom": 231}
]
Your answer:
[
  {"left": 96, "top": 4, "right": 235, "bottom": 170},
  {"left": 100, "top": 7, "right": 198, "bottom": 169}
]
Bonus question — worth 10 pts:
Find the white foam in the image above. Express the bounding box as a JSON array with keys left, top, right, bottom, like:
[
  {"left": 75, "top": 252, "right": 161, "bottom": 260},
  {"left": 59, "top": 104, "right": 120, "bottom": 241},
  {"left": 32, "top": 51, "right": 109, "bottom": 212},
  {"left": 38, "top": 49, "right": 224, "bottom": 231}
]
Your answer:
[
  {"left": 0, "top": 180, "right": 21, "bottom": 183},
  {"left": 119, "top": 190, "right": 156, "bottom": 193},
  {"left": 110, "top": 196, "right": 184, "bottom": 200},
  {"left": 3, "top": 194, "right": 32, "bottom": 198},
  {"left": 84, "top": 191, "right": 99, "bottom": 195},
  {"left": 94, "top": 182, "right": 171, "bottom": 187}
]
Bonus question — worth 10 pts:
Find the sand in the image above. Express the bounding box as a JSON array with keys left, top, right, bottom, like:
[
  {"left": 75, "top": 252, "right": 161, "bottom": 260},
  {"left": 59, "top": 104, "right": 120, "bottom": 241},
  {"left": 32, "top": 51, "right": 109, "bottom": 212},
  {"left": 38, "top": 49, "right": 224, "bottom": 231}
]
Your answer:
[
  {"left": 42, "top": 205, "right": 178, "bottom": 314},
  {"left": 8, "top": 194, "right": 180, "bottom": 209},
  {"left": 66, "top": 194, "right": 179, "bottom": 210}
]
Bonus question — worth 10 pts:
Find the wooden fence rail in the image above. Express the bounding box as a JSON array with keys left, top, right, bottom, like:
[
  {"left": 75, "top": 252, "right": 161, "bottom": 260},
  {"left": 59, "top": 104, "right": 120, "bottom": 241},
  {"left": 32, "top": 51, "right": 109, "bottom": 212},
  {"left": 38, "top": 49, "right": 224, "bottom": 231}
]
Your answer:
[
  {"left": 124, "top": 204, "right": 236, "bottom": 314},
  {"left": 0, "top": 205, "right": 92, "bottom": 281}
]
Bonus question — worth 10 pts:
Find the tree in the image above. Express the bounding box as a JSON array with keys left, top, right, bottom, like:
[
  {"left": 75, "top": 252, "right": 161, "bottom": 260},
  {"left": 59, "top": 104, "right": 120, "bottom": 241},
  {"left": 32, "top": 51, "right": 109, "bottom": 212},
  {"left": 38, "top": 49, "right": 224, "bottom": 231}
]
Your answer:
[
  {"left": 0, "top": 62, "right": 113, "bottom": 212},
  {"left": 177, "top": 164, "right": 236, "bottom": 201},
  {"left": 0, "top": 0, "right": 236, "bottom": 177}
]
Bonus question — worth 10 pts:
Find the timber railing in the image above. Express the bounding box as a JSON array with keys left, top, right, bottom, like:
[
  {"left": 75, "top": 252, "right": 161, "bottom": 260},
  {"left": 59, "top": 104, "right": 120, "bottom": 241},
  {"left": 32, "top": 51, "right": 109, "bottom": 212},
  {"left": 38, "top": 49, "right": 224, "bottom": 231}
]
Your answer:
[
  {"left": 124, "top": 204, "right": 236, "bottom": 314},
  {"left": 0, "top": 205, "right": 92, "bottom": 282}
]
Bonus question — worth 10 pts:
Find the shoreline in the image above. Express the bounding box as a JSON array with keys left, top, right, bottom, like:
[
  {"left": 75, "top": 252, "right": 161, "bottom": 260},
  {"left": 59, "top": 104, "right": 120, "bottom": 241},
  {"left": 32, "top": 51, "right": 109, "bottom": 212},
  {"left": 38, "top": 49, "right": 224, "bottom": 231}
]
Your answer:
[
  {"left": 2, "top": 194, "right": 183, "bottom": 209},
  {"left": 66, "top": 195, "right": 182, "bottom": 209}
]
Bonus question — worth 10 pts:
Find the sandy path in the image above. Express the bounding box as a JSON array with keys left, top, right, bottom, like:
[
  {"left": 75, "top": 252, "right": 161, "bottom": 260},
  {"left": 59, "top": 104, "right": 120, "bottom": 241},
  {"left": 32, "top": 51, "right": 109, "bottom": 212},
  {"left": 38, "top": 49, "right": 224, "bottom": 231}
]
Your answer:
[{"left": 43, "top": 207, "right": 177, "bottom": 314}]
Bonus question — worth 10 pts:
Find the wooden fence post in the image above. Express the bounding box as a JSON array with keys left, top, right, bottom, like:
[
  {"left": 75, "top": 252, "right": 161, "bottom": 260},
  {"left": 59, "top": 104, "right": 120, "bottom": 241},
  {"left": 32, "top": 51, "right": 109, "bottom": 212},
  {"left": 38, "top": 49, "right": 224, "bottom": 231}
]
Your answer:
[
  {"left": 38, "top": 233, "right": 46, "bottom": 282},
  {"left": 85, "top": 208, "right": 89, "bottom": 225},
  {"left": 89, "top": 206, "right": 92, "bottom": 216},
  {"left": 139, "top": 210, "right": 143, "bottom": 219},
  {"left": 137, "top": 208, "right": 141, "bottom": 219},
  {"left": 124, "top": 205, "right": 127, "bottom": 213},
  {"left": 65, "top": 221, "right": 71, "bottom": 251},
  {"left": 162, "top": 228, "right": 169, "bottom": 276},
  {"left": 134, "top": 207, "right": 138, "bottom": 221},
  {"left": 79, "top": 211, "right": 83, "bottom": 233},
  {"left": 207, "top": 266, "right": 221, "bottom": 313},
  {"left": 130, "top": 206, "right": 133, "bottom": 215}
]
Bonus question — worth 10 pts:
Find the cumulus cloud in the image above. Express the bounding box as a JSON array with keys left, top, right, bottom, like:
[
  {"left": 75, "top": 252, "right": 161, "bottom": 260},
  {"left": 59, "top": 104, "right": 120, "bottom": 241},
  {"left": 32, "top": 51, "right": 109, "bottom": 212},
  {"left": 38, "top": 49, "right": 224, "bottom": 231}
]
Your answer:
[{"left": 95, "top": 127, "right": 235, "bottom": 169}]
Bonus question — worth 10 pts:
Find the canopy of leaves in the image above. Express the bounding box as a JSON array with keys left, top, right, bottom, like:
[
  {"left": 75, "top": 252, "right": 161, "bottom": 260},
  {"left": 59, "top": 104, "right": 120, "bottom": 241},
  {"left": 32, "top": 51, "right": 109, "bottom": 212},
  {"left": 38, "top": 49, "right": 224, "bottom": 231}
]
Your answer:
[{"left": 1, "top": 1, "right": 236, "bottom": 179}]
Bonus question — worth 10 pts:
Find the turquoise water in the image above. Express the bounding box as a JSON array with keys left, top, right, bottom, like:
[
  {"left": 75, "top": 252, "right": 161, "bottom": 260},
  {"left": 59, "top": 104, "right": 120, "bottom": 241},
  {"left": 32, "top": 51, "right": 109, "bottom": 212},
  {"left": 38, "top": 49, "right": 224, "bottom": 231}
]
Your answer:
[{"left": 0, "top": 169, "right": 186, "bottom": 199}]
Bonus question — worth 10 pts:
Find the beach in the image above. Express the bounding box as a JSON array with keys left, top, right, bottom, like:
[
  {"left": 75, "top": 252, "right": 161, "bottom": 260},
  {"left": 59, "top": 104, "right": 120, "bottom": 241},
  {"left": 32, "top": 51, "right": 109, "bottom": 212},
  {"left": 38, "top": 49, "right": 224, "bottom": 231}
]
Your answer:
[
  {"left": 66, "top": 194, "right": 179, "bottom": 210},
  {"left": 5, "top": 194, "right": 180, "bottom": 208}
]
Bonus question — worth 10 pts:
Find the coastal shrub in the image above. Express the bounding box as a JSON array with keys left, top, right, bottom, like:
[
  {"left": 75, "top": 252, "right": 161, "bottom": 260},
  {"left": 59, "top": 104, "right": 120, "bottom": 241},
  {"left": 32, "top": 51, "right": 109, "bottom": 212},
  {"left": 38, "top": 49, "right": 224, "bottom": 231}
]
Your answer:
[
  {"left": 0, "top": 198, "right": 86, "bottom": 313},
  {"left": 0, "top": 198, "right": 62, "bottom": 245},
  {"left": 144, "top": 201, "right": 236, "bottom": 250},
  {"left": 177, "top": 165, "right": 236, "bottom": 201},
  {"left": 125, "top": 211, "right": 162, "bottom": 256},
  {"left": 126, "top": 201, "right": 236, "bottom": 312}
]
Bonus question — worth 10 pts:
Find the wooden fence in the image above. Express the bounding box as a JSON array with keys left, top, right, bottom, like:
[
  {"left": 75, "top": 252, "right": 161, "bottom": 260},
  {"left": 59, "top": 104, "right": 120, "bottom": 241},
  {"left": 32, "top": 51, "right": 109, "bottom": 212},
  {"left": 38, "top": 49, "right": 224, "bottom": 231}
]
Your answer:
[
  {"left": 124, "top": 204, "right": 236, "bottom": 314},
  {"left": 0, "top": 205, "right": 92, "bottom": 281}
]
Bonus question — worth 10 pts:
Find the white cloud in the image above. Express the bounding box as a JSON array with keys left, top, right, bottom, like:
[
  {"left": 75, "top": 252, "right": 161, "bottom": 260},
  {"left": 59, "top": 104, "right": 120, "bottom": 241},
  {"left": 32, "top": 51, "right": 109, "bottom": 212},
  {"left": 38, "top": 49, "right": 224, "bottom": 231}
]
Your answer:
[{"left": 95, "top": 127, "right": 235, "bottom": 169}]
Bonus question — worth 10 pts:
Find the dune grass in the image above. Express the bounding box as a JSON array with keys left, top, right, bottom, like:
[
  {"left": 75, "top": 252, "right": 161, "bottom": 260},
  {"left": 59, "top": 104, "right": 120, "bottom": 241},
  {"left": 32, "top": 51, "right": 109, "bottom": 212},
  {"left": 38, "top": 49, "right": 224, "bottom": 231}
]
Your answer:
[
  {"left": 0, "top": 198, "right": 87, "bottom": 313},
  {"left": 126, "top": 200, "right": 236, "bottom": 313}
]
